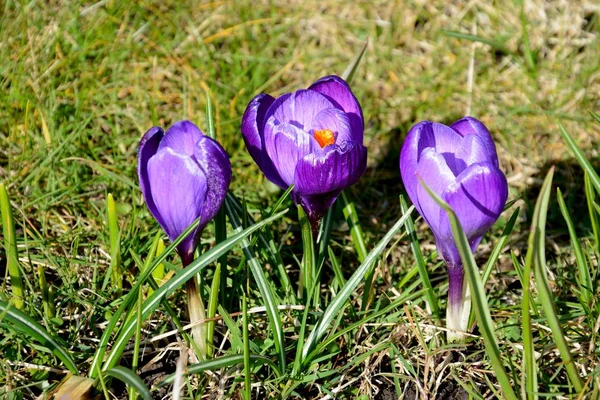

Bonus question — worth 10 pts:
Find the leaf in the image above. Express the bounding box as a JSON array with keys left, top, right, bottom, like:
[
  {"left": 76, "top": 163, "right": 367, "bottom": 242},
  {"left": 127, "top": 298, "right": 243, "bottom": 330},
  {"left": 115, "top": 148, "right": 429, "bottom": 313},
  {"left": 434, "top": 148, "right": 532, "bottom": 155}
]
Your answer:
[
  {"left": 104, "top": 366, "right": 152, "bottom": 400},
  {"left": 301, "top": 206, "right": 414, "bottom": 361},
  {"left": 0, "top": 300, "right": 78, "bottom": 374}
]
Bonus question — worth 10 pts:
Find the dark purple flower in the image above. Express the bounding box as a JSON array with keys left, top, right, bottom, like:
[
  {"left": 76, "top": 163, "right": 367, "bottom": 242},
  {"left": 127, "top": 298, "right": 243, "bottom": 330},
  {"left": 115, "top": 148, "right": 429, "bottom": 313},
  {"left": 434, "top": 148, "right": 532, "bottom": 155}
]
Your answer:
[
  {"left": 399, "top": 117, "right": 508, "bottom": 333},
  {"left": 138, "top": 120, "right": 232, "bottom": 265},
  {"left": 241, "top": 75, "right": 367, "bottom": 226}
]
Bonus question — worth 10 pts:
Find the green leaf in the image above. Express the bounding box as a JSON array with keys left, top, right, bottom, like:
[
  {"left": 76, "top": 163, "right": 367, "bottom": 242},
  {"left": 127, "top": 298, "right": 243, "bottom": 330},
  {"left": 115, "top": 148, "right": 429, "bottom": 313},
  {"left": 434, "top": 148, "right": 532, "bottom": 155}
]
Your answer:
[
  {"left": 103, "top": 366, "right": 151, "bottom": 400},
  {"left": 341, "top": 38, "right": 369, "bottom": 84},
  {"left": 224, "top": 198, "right": 287, "bottom": 370},
  {"left": 530, "top": 170, "right": 584, "bottom": 393},
  {"left": 0, "top": 183, "right": 24, "bottom": 310},
  {"left": 99, "top": 209, "right": 288, "bottom": 373},
  {"left": 159, "top": 354, "right": 281, "bottom": 386},
  {"left": 559, "top": 124, "right": 600, "bottom": 194},
  {"left": 301, "top": 206, "right": 414, "bottom": 361},
  {"left": 557, "top": 188, "right": 592, "bottom": 306},
  {"left": 417, "top": 178, "right": 519, "bottom": 400},
  {"left": 400, "top": 195, "right": 439, "bottom": 319},
  {"left": 0, "top": 300, "right": 78, "bottom": 374}
]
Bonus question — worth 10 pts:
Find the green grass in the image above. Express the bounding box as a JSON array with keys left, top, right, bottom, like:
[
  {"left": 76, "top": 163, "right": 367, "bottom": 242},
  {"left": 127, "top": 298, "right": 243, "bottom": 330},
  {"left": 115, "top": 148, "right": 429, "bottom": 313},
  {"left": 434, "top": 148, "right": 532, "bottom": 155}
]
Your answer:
[{"left": 1, "top": 0, "right": 600, "bottom": 398}]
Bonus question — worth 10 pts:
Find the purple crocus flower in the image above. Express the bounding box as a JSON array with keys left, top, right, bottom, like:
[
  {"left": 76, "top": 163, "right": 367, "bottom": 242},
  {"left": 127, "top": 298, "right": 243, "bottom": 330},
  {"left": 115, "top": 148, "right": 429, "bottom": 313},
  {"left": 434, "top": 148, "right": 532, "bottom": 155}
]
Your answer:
[
  {"left": 241, "top": 75, "right": 367, "bottom": 227},
  {"left": 399, "top": 117, "right": 508, "bottom": 336},
  {"left": 138, "top": 120, "right": 232, "bottom": 266}
]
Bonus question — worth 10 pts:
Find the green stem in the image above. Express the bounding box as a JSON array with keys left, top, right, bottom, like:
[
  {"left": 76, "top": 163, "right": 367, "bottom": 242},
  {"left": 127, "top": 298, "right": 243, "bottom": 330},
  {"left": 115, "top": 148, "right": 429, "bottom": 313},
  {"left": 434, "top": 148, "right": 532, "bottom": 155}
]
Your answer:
[{"left": 298, "top": 206, "right": 316, "bottom": 299}]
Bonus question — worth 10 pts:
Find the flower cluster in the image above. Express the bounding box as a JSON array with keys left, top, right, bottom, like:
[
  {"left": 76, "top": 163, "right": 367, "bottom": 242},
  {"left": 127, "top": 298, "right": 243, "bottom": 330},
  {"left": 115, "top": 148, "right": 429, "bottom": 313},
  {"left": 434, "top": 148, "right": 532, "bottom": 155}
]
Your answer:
[{"left": 137, "top": 75, "right": 508, "bottom": 336}]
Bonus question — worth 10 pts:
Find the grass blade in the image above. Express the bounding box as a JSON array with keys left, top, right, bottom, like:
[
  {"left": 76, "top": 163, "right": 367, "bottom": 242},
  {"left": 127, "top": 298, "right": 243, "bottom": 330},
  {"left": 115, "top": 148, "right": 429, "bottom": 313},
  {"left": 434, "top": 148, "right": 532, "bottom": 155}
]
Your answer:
[
  {"left": 341, "top": 38, "right": 369, "bottom": 84},
  {"left": 0, "top": 183, "right": 24, "bottom": 310},
  {"left": 104, "top": 366, "right": 151, "bottom": 400},
  {"left": 418, "top": 178, "right": 519, "bottom": 400},
  {"left": 0, "top": 300, "right": 78, "bottom": 374},
  {"left": 100, "top": 209, "right": 288, "bottom": 372},
  {"left": 519, "top": 169, "right": 557, "bottom": 400},
  {"left": 559, "top": 124, "right": 600, "bottom": 194},
  {"left": 224, "top": 198, "right": 287, "bottom": 370},
  {"left": 301, "top": 206, "right": 414, "bottom": 361},
  {"left": 107, "top": 193, "right": 122, "bottom": 292},
  {"left": 531, "top": 171, "right": 584, "bottom": 393},
  {"left": 585, "top": 172, "right": 600, "bottom": 251},
  {"left": 159, "top": 354, "right": 281, "bottom": 386},
  {"left": 557, "top": 188, "right": 592, "bottom": 306},
  {"left": 400, "top": 195, "right": 439, "bottom": 319},
  {"left": 242, "top": 288, "right": 251, "bottom": 400}
]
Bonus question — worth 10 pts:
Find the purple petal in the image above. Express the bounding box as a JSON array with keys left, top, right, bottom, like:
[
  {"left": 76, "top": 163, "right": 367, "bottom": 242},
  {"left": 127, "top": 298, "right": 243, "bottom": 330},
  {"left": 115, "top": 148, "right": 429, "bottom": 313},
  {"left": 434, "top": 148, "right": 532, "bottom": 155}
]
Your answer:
[
  {"left": 293, "top": 141, "right": 367, "bottom": 225},
  {"left": 413, "top": 148, "right": 456, "bottom": 236},
  {"left": 311, "top": 108, "right": 353, "bottom": 145},
  {"left": 450, "top": 117, "right": 499, "bottom": 168},
  {"left": 400, "top": 121, "right": 461, "bottom": 205},
  {"left": 138, "top": 126, "right": 165, "bottom": 229},
  {"left": 269, "top": 90, "right": 335, "bottom": 131},
  {"left": 193, "top": 136, "right": 232, "bottom": 231},
  {"left": 240, "top": 94, "right": 287, "bottom": 187},
  {"left": 456, "top": 134, "right": 492, "bottom": 168},
  {"left": 437, "top": 162, "right": 508, "bottom": 264},
  {"left": 309, "top": 75, "right": 364, "bottom": 142},
  {"left": 294, "top": 141, "right": 367, "bottom": 196},
  {"left": 147, "top": 147, "right": 208, "bottom": 259},
  {"left": 158, "top": 120, "right": 205, "bottom": 156},
  {"left": 264, "top": 118, "right": 321, "bottom": 187}
]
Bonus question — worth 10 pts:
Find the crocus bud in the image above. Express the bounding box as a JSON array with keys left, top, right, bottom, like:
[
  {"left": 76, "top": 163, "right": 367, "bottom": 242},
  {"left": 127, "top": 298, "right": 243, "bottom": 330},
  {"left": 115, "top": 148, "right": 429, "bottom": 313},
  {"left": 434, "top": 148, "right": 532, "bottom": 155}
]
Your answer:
[
  {"left": 399, "top": 117, "right": 508, "bottom": 337},
  {"left": 138, "top": 120, "right": 232, "bottom": 266},
  {"left": 241, "top": 75, "right": 367, "bottom": 227}
]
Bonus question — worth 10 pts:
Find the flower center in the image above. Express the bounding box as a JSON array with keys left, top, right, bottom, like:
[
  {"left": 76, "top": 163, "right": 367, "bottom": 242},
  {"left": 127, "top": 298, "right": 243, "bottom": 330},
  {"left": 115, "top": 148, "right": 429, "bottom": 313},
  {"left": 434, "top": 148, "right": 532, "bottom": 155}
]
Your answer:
[{"left": 314, "top": 129, "right": 335, "bottom": 148}]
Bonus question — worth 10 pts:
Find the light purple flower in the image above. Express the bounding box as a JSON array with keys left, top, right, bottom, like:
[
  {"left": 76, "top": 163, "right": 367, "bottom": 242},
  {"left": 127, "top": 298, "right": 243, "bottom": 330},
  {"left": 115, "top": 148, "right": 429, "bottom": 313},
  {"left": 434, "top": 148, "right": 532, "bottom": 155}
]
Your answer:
[
  {"left": 138, "top": 120, "right": 232, "bottom": 265},
  {"left": 400, "top": 117, "right": 508, "bottom": 323},
  {"left": 241, "top": 75, "right": 367, "bottom": 226}
]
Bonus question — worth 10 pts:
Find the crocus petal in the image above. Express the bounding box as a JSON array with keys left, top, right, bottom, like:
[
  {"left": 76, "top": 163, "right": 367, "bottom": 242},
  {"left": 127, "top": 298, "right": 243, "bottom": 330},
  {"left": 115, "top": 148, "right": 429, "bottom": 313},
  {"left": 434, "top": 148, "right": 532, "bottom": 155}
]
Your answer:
[
  {"left": 293, "top": 141, "right": 367, "bottom": 225},
  {"left": 309, "top": 75, "right": 364, "bottom": 142},
  {"left": 138, "top": 126, "right": 165, "bottom": 229},
  {"left": 311, "top": 108, "right": 353, "bottom": 144},
  {"left": 193, "top": 136, "right": 232, "bottom": 232},
  {"left": 240, "top": 94, "right": 286, "bottom": 187},
  {"left": 147, "top": 147, "right": 208, "bottom": 258},
  {"left": 158, "top": 120, "right": 205, "bottom": 156},
  {"left": 269, "top": 90, "right": 335, "bottom": 131},
  {"left": 450, "top": 117, "right": 499, "bottom": 168},
  {"left": 400, "top": 121, "right": 462, "bottom": 200},
  {"left": 436, "top": 162, "right": 508, "bottom": 263},
  {"left": 294, "top": 141, "right": 367, "bottom": 196},
  {"left": 413, "top": 148, "right": 457, "bottom": 235},
  {"left": 264, "top": 118, "right": 321, "bottom": 187},
  {"left": 455, "top": 134, "right": 492, "bottom": 169}
]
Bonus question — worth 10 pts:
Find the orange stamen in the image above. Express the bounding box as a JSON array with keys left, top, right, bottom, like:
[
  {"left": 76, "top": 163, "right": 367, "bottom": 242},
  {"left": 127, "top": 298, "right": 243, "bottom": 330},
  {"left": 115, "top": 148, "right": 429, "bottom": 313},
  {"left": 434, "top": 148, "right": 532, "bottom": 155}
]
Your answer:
[{"left": 314, "top": 129, "right": 335, "bottom": 148}]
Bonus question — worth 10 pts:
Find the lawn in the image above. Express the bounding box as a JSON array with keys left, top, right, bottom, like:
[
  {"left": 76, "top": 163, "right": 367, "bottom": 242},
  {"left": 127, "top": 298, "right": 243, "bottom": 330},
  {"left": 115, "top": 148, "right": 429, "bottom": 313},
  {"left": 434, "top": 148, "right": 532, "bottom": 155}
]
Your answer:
[{"left": 1, "top": 0, "right": 600, "bottom": 398}]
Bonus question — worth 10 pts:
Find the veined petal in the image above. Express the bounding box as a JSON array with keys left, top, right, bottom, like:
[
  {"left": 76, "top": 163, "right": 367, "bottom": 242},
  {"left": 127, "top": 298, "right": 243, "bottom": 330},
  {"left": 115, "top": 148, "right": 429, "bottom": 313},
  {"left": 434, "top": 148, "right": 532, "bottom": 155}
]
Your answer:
[
  {"left": 414, "top": 148, "right": 456, "bottom": 236},
  {"left": 309, "top": 75, "right": 364, "bottom": 142},
  {"left": 264, "top": 118, "right": 321, "bottom": 187},
  {"left": 269, "top": 90, "right": 335, "bottom": 131},
  {"left": 193, "top": 136, "right": 232, "bottom": 231},
  {"left": 158, "top": 120, "right": 205, "bottom": 156},
  {"left": 450, "top": 117, "right": 499, "bottom": 167},
  {"left": 456, "top": 134, "right": 492, "bottom": 169},
  {"left": 400, "top": 121, "right": 462, "bottom": 200},
  {"left": 147, "top": 147, "right": 208, "bottom": 258},
  {"left": 311, "top": 108, "right": 353, "bottom": 145},
  {"left": 294, "top": 141, "right": 367, "bottom": 196},
  {"left": 138, "top": 126, "right": 165, "bottom": 229},
  {"left": 241, "top": 94, "right": 286, "bottom": 187},
  {"left": 438, "top": 162, "right": 508, "bottom": 261}
]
